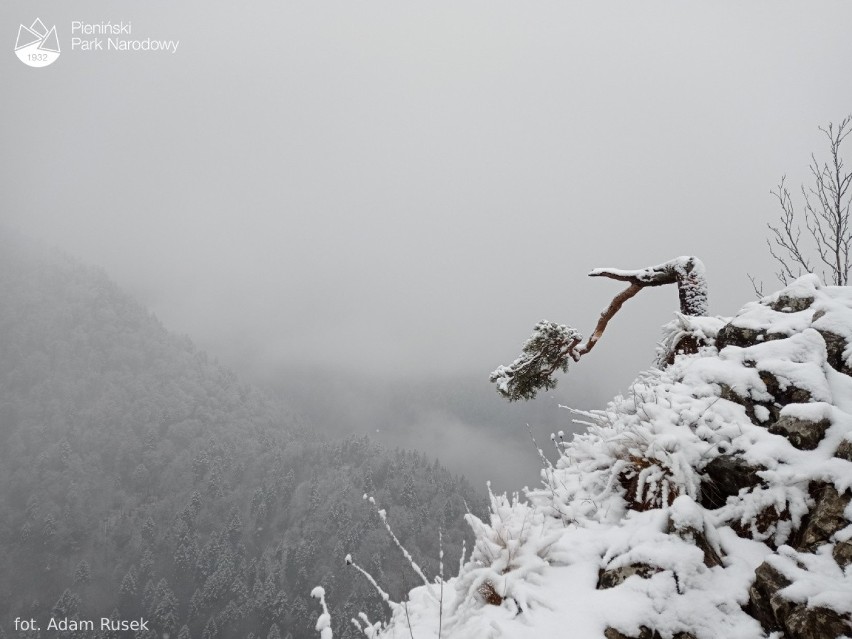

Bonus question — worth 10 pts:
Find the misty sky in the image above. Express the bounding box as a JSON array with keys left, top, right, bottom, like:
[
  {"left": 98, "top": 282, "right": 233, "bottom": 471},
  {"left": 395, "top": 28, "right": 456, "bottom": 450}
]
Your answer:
[{"left": 4, "top": 1, "right": 852, "bottom": 490}]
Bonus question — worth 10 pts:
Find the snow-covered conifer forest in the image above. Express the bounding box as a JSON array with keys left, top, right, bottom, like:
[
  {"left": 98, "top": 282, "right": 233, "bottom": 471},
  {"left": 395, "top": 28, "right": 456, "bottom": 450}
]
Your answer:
[{"left": 0, "top": 235, "right": 483, "bottom": 639}]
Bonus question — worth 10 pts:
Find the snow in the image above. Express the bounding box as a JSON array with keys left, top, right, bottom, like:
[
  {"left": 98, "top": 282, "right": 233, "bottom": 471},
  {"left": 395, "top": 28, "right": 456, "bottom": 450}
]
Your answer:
[
  {"left": 769, "top": 546, "right": 852, "bottom": 616},
  {"left": 655, "top": 313, "right": 727, "bottom": 367},
  {"left": 320, "top": 275, "right": 852, "bottom": 639},
  {"left": 311, "top": 587, "right": 334, "bottom": 639},
  {"left": 589, "top": 256, "right": 709, "bottom": 316},
  {"left": 587, "top": 256, "right": 706, "bottom": 284}
]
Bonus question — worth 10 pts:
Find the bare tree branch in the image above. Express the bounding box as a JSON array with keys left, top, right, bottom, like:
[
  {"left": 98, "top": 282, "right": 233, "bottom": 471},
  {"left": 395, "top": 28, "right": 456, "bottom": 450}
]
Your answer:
[
  {"left": 764, "top": 115, "right": 852, "bottom": 286},
  {"left": 767, "top": 176, "right": 812, "bottom": 284},
  {"left": 747, "top": 274, "right": 764, "bottom": 298}
]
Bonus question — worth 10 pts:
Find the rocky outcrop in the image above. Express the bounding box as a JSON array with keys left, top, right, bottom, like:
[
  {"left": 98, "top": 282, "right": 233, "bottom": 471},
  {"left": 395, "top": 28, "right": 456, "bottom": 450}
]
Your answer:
[
  {"left": 699, "top": 455, "right": 764, "bottom": 509},
  {"left": 757, "top": 370, "right": 814, "bottom": 409},
  {"left": 715, "top": 323, "right": 779, "bottom": 350},
  {"left": 713, "top": 281, "right": 852, "bottom": 637},
  {"left": 379, "top": 276, "right": 852, "bottom": 639},
  {"left": 717, "top": 382, "right": 774, "bottom": 425},
  {"left": 770, "top": 294, "right": 815, "bottom": 313},
  {"left": 784, "top": 606, "right": 851, "bottom": 639},
  {"left": 666, "top": 505, "right": 723, "bottom": 568},
  {"left": 748, "top": 562, "right": 794, "bottom": 633},
  {"left": 817, "top": 329, "right": 852, "bottom": 376},
  {"left": 611, "top": 278, "right": 852, "bottom": 638},
  {"left": 597, "top": 563, "right": 661, "bottom": 589},
  {"left": 794, "top": 484, "right": 851, "bottom": 552},
  {"left": 604, "top": 628, "right": 695, "bottom": 639},
  {"left": 835, "top": 437, "right": 852, "bottom": 461},
  {"left": 834, "top": 539, "right": 852, "bottom": 569},
  {"left": 768, "top": 414, "right": 832, "bottom": 450},
  {"left": 749, "top": 561, "right": 852, "bottom": 639}
]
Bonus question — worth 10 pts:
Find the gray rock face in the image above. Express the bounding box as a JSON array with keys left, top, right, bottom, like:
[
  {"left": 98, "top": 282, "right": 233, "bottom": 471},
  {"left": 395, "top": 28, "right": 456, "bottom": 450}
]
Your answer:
[
  {"left": 666, "top": 512, "right": 723, "bottom": 568},
  {"left": 715, "top": 293, "right": 813, "bottom": 351},
  {"left": 795, "top": 484, "right": 851, "bottom": 552},
  {"left": 748, "top": 561, "right": 793, "bottom": 633},
  {"left": 817, "top": 330, "right": 852, "bottom": 377},
  {"left": 700, "top": 455, "right": 764, "bottom": 509},
  {"left": 833, "top": 539, "right": 852, "bottom": 569},
  {"left": 661, "top": 333, "right": 703, "bottom": 366},
  {"left": 604, "top": 628, "right": 645, "bottom": 639},
  {"left": 715, "top": 323, "right": 775, "bottom": 350},
  {"left": 784, "top": 604, "right": 851, "bottom": 639},
  {"left": 758, "top": 370, "right": 813, "bottom": 407},
  {"left": 770, "top": 295, "right": 814, "bottom": 313},
  {"left": 749, "top": 559, "right": 852, "bottom": 637},
  {"left": 768, "top": 415, "right": 832, "bottom": 450},
  {"left": 716, "top": 373, "right": 813, "bottom": 427},
  {"left": 835, "top": 438, "right": 852, "bottom": 462},
  {"left": 717, "top": 382, "right": 776, "bottom": 426},
  {"left": 597, "top": 563, "right": 660, "bottom": 590},
  {"left": 603, "top": 627, "right": 695, "bottom": 639}
]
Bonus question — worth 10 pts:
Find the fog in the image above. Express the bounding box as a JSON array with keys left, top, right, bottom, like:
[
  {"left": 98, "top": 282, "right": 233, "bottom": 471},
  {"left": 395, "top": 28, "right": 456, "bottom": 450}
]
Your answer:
[{"left": 4, "top": 1, "right": 852, "bottom": 491}]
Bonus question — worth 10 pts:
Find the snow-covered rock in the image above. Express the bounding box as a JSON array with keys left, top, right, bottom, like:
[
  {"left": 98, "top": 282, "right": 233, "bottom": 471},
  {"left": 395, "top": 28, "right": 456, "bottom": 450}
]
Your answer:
[{"left": 361, "top": 276, "right": 852, "bottom": 639}]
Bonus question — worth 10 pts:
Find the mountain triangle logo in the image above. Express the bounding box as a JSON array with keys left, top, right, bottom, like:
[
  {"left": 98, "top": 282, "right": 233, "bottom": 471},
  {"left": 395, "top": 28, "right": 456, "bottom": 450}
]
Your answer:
[{"left": 15, "top": 18, "right": 60, "bottom": 67}]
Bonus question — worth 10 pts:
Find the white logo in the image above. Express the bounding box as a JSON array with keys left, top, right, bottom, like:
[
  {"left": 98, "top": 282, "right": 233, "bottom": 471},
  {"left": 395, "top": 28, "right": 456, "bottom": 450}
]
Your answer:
[{"left": 15, "top": 18, "right": 60, "bottom": 67}]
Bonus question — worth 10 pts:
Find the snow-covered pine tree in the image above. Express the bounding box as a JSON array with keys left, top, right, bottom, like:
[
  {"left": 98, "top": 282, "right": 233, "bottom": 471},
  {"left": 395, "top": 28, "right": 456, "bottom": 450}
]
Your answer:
[{"left": 491, "top": 256, "right": 708, "bottom": 401}]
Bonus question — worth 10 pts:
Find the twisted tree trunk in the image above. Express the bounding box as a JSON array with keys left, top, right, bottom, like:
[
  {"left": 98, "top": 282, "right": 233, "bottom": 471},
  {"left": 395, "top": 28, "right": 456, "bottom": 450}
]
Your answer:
[
  {"left": 580, "top": 256, "right": 708, "bottom": 357},
  {"left": 490, "top": 256, "right": 709, "bottom": 401}
]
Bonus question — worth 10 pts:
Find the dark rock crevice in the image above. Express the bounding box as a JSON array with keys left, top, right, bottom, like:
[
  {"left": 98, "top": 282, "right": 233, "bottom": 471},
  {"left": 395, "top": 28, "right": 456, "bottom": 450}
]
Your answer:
[{"left": 699, "top": 455, "right": 764, "bottom": 510}]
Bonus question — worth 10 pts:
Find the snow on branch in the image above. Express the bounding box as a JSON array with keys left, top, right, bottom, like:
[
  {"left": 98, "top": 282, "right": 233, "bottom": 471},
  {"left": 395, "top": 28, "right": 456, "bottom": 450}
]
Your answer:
[
  {"left": 491, "top": 257, "right": 708, "bottom": 401},
  {"left": 310, "top": 587, "right": 334, "bottom": 639},
  {"left": 345, "top": 554, "right": 398, "bottom": 610},
  {"left": 588, "top": 255, "right": 708, "bottom": 317},
  {"left": 363, "top": 494, "right": 437, "bottom": 599}
]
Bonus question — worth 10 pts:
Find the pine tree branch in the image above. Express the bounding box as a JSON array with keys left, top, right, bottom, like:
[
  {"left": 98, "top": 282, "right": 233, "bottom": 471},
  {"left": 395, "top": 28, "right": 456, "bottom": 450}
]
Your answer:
[{"left": 491, "top": 257, "right": 708, "bottom": 401}]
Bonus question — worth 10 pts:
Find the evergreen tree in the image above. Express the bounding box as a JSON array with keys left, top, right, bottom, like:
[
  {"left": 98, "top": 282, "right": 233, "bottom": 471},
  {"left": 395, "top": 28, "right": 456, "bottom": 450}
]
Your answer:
[
  {"left": 52, "top": 588, "right": 80, "bottom": 617},
  {"left": 142, "top": 515, "right": 157, "bottom": 544},
  {"left": 42, "top": 513, "right": 57, "bottom": 543},
  {"left": 139, "top": 550, "right": 154, "bottom": 579},
  {"left": 101, "top": 609, "right": 122, "bottom": 639},
  {"left": 401, "top": 472, "right": 417, "bottom": 507},
  {"left": 152, "top": 579, "right": 178, "bottom": 634},
  {"left": 141, "top": 579, "right": 156, "bottom": 613},
  {"left": 202, "top": 616, "right": 218, "bottom": 639},
  {"left": 72, "top": 559, "right": 91, "bottom": 585},
  {"left": 227, "top": 508, "right": 243, "bottom": 544},
  {"left": 119, "top": 568, "right": 137, "bottom": 607}
]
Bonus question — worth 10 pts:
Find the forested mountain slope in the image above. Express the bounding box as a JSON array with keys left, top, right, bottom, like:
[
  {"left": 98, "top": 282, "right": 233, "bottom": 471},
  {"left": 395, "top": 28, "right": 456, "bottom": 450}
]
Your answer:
[
  {"left": 0, "top": 234, "right": 481, "bottom": 639},
  {"left": 373, "top": 276, "right": 852, "bottom": 639}
]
